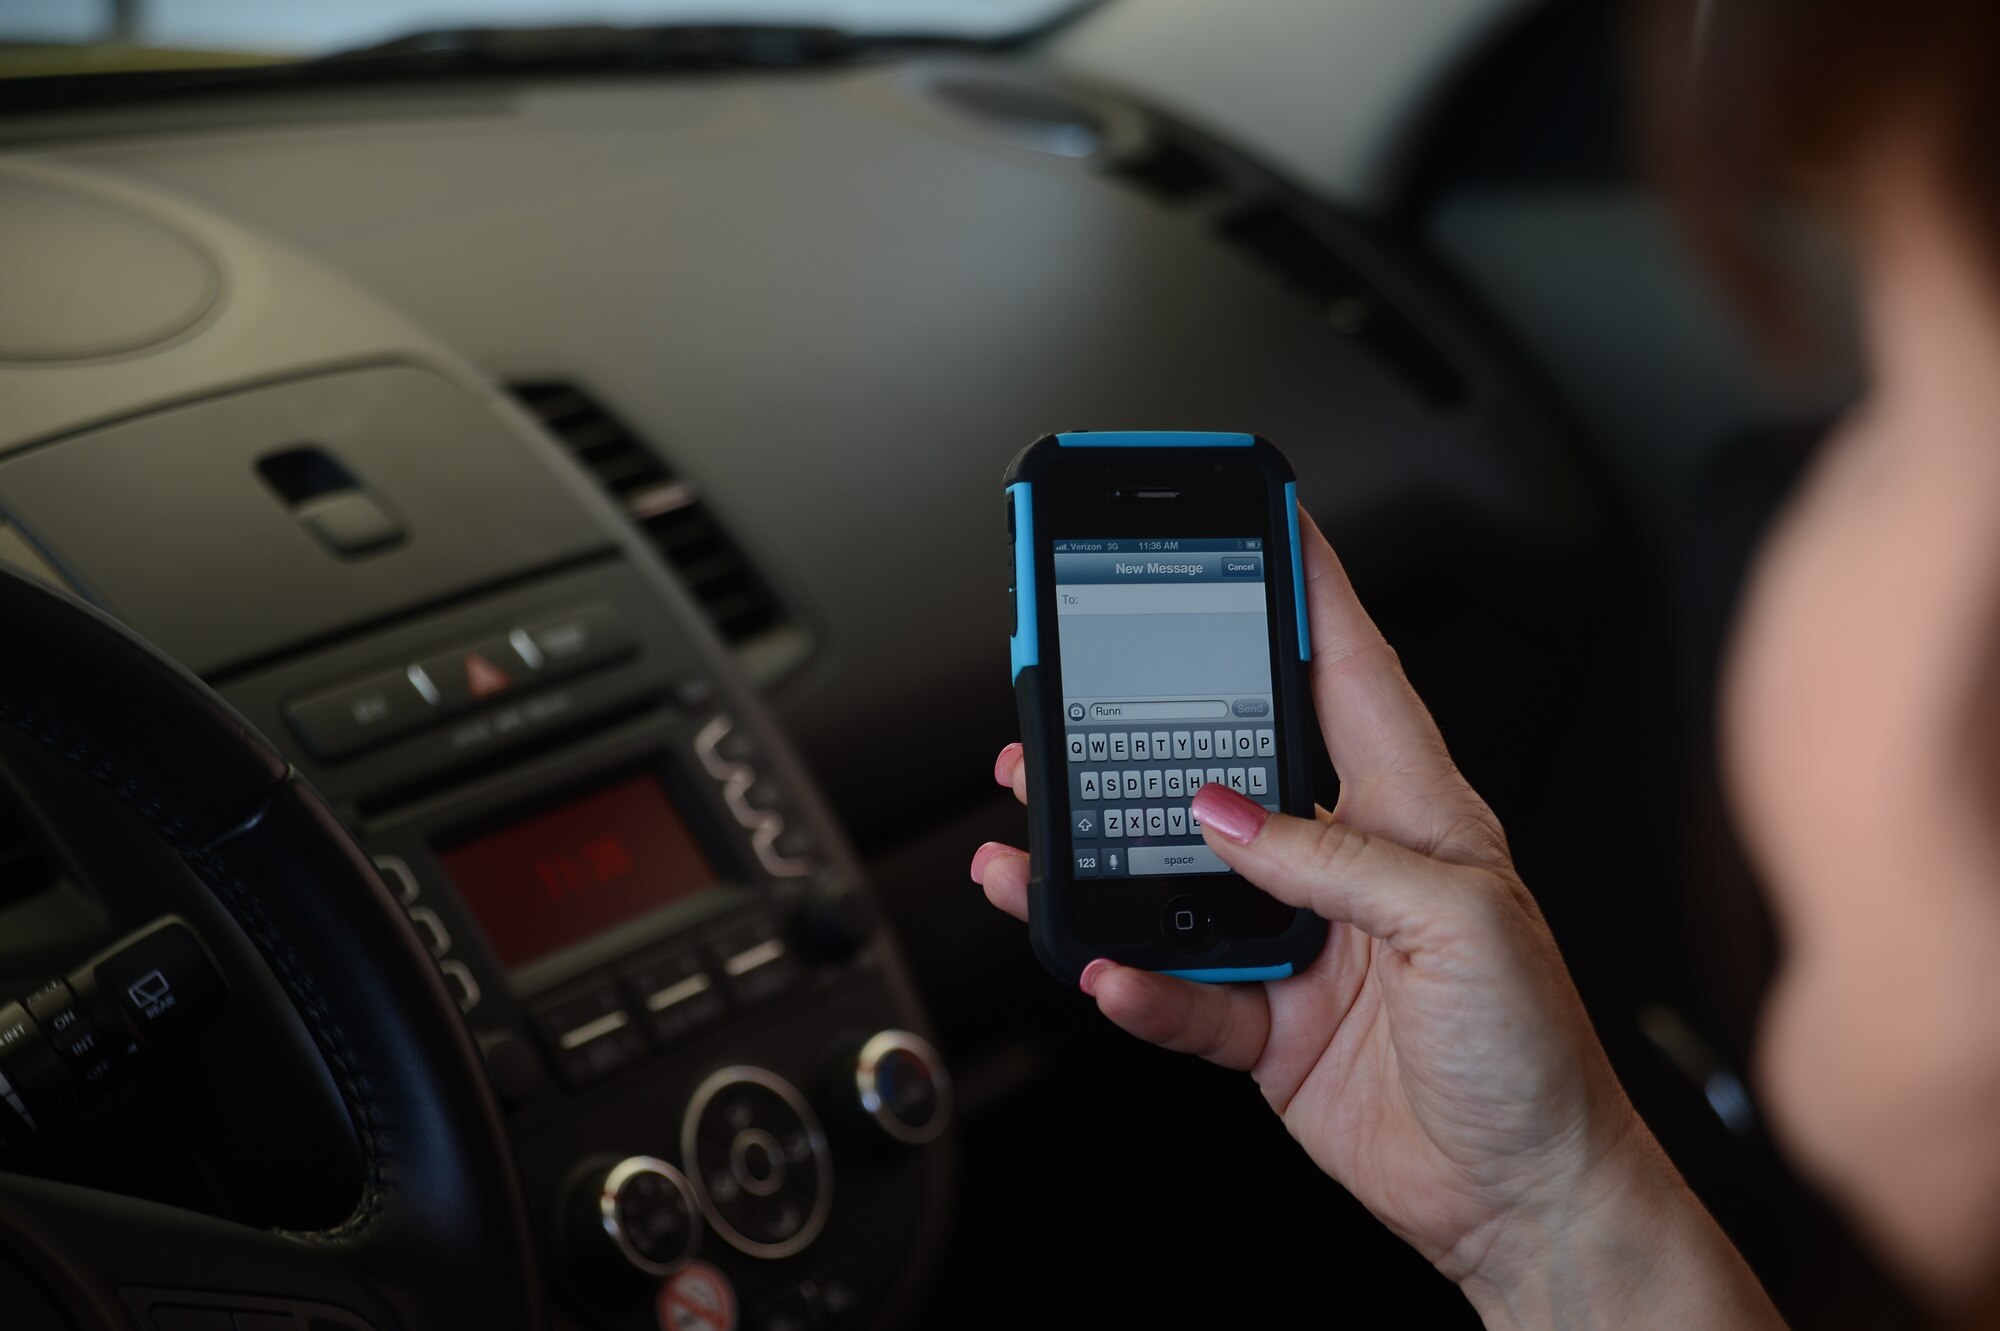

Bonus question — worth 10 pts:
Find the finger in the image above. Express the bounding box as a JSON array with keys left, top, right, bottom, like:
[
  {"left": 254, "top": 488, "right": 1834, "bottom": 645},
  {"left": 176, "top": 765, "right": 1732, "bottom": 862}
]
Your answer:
[
  {"left": 1086, "top": 962, "right": 1273, "bottom": 1073},
  {"left": 1191, "top": 784, "right": 1476, "bottom": 952},
  {"left": 970, "top": 840, "right": 1029, "bottom": 921},
  {"left": 1298, "top": 509, "right": 1460, "bottom": 793},
  {"left": 993, "top": 742, "right": 1027, "bottom": 807}
]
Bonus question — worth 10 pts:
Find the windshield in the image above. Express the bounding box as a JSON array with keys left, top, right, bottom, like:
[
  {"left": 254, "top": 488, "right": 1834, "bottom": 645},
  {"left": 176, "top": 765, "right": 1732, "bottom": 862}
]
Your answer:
[{"left": 0, "top": 0, "right": 1085, "bottom": 75}]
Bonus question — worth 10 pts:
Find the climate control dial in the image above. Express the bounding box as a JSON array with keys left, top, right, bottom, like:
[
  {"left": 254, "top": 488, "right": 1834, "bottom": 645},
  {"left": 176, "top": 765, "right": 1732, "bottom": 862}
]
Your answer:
[
  {"left": 566, "top": 1155, "right": 702, "bottom": 1279},
  {"left": 840, "top": 1029, "right": 951, "bottom": 1147},
  {"left": 681, "top": 1066, "right": 832, "bottom": 1259}
]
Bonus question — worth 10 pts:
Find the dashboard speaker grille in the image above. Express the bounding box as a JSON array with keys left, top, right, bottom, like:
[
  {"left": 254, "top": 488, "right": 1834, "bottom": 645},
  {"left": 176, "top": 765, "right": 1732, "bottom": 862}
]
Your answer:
[{"left": 508, "top": 381, "right": 811, "bottom": 686}]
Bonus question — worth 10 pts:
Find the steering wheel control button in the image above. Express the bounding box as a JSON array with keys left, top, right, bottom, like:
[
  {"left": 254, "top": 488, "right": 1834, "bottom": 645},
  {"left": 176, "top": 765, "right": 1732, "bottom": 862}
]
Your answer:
[
  {"left": 569, "top": 1155, "right": 703, "bottom": 1280},
  {"left": 93, "top": 919, "right": 229, "bottom": 1049},
  {"left": 620, "top": 946, "right": 726, "bottom": 1047},
  {"left": 23, "top": 979, "right": 111, "bottom": 1081},
  {"left": 532, "top": 981, "right": 647, "bottom": 1088},
  {"left": 1160, "top": 894, "right": 1215, "bottom": 952},
  {"left": 0, "top": 1004, "right": 75, "bottom": 1121},
  {"left": 524, "top": 605, "right": 634, "bottom": 678},
  {"left": 710, "top": 917, "right": 801, "bottom": 1007},
  {"left": 658, "top": 1260, "right": 737, "bottom": 1331},
  {"left": 683, "top": 1067, "right": 832, "bottom": 1259},
  {"left": 285, "top": 668, "right": 437, "bottom": 761}
]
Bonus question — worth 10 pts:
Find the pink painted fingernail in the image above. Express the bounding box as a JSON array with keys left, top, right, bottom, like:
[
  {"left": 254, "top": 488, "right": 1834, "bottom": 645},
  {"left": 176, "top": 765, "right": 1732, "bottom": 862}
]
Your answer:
[
  {"left": 1079, "top": 958, "right": 1116, "bottom": 996},
  {"left": 1191, "top": 783, "right": 1270, "bottom": 845},
  {"left": 993, "top": 743, "right": 1023, "bottom": 787},
  {"left": 970, "top": 840, "right": 1008, "bottom": 883}
]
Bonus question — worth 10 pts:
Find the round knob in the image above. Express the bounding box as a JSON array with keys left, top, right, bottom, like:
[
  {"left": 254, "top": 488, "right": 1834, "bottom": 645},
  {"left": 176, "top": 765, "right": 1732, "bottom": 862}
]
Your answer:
[
  {"left": 567, "top": 1155, "right": 702, "bottom": 1279},
  {"left": 846, "top": 1030, "right": 951, "bottom": 1147},
  {"left": 682, "top": 1067, "right": 833, "bottom": 1260},
  {"left": 790, "top": 879, "right": 875, "bottom": 963}
]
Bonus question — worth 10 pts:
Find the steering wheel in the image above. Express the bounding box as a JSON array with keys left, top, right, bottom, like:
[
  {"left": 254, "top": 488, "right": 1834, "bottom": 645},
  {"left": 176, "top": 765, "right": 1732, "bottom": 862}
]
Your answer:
[{"left": 0, "top": 564, "right": 542, "bottom": 1328}]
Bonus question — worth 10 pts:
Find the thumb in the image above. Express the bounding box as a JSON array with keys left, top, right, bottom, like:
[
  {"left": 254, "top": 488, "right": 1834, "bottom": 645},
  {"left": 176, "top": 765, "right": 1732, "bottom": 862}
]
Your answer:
[{"left": 1189, "top": 783, "right": 1477, "bottom": 953}]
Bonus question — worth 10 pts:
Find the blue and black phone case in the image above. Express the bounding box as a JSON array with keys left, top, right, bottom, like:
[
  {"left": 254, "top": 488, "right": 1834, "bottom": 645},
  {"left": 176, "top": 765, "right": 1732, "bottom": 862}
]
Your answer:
[{"left": 1003, "top": 431, "right": 1328, "bottom": 985}]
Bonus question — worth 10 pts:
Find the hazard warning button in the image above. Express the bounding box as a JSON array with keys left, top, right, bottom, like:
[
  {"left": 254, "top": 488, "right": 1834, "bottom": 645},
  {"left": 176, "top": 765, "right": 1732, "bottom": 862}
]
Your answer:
[{"left": 411, "top": 636, "right": 536, "bottom": 713}]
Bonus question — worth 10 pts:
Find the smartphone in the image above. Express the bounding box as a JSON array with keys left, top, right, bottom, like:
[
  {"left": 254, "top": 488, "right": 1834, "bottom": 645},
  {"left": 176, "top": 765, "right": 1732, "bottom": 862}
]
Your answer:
[{"left": 1004, "top": 431, "right": 1328, "bottom": 984}]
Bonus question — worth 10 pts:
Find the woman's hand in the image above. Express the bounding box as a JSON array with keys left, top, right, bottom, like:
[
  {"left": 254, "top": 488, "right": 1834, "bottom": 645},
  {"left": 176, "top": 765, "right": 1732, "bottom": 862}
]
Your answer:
[{"left": 971, "top": 512, "right": 1785, "bottom": 1329}]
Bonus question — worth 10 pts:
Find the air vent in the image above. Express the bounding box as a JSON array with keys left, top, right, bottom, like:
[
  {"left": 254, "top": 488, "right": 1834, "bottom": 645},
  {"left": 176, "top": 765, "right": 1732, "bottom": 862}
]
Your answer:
[
  {"left": 1217, "top": 202, "right": 1467, "bottom": 408},
  {"left": 0, "top": 784, "right": 60, "bottom": 911},
  {"left": 1104, "top": 137, "right": 1221, "bottom": 202},
  {"left": 509, "top": 382, "right": 811, "bottom": 686}
]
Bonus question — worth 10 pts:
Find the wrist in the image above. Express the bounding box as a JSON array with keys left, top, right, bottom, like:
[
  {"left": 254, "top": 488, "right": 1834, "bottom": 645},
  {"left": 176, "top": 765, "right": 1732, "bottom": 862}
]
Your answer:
[{"left": 1454, "top": 1109, "right": 1782, "bottom": 1331}]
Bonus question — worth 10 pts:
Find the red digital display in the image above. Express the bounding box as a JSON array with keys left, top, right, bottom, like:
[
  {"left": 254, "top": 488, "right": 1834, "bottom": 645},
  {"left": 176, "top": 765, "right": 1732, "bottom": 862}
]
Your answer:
[{"left": 438, "top": 773, "right": 715, "bottom": 969}]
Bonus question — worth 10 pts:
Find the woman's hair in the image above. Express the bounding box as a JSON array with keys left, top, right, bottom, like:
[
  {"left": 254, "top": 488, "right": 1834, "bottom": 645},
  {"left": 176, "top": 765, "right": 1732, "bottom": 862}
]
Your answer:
[{"left": 1642, "top": 0, "right": 2000, "bottom": 339}]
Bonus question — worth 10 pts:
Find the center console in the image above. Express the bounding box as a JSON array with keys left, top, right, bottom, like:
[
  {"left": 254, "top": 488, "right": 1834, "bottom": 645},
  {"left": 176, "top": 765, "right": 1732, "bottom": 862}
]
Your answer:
[
  {"left": 0, "top": 352, "right": 952, "bottom": 1331},
  {"left": 219, "top": 549, "right": 951, "bottom": 1331}
]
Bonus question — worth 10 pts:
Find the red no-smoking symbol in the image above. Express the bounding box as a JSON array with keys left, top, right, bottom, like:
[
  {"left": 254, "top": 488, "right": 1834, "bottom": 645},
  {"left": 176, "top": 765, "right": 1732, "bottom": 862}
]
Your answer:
[{"left": 658, "top": 1260, "right": 737, "bottom": 1331}]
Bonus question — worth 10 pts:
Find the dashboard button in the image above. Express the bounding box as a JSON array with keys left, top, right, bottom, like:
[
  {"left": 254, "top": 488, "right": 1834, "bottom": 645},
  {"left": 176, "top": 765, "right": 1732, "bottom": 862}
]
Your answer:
[
  {"left": 372, "top": 855, "right": 421, "bottom": 904},
  {"left": 477, "top": 1030, "right": 544, "bottom": 1107},
  {"left": 405, "top": 906, "right": 451, "bottom": 958},
  {"left": 815, "top": 1264, "right": 868, "bottom": 1328},
  {"left": 569, "top": 1155, "right": 703, "bottom": 1280},
  {"left": 620, "top": 947, "right": 726, "bottom": 1047},
  {"left": 299, "top": 491, "right": 403, "bottom": 557},
  {"left": 710, "top": 918, "right": 800, "bottom": 1007},
  {"left": 531, "top": 981, "right": 647, "bottom": 1088},
  {"left": 438, "top": 959, "right": 481, "bottom": 1014},
  {"left": 285, "top": 669, "right": 435, "bottom": 760},
  {"left": 839, "top": 1029, "right": 950, "bottom": 1148},
  {"left": 522, "top": 605, "right": 633, "bottom": 677},
  {"left": 411, "top": 635, "right": 536, "bottom": 713}
]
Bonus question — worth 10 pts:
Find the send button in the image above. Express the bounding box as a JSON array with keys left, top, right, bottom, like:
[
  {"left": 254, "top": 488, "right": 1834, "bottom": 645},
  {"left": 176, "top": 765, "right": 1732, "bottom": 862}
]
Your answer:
[{"left": 1221, "top": 557, "right": 1262, "bottom": 579}]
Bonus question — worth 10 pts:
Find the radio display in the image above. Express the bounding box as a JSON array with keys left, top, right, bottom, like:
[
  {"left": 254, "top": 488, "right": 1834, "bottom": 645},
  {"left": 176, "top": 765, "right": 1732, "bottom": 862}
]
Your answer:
[{"left": 439, "top": 772, "right": 715, "bottom": 969}]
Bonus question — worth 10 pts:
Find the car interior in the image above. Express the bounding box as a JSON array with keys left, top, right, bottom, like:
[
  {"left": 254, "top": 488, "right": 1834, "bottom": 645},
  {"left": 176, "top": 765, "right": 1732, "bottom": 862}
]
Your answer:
[{"left": 0, "top": 1, "right": 1921, "bottom": 1327}]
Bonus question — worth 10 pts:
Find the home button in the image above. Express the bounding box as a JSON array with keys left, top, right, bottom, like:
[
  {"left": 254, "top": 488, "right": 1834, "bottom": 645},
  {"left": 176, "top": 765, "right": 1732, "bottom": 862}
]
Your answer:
[{"left": 1159, "top": 894, "right": 1213, "bottom": 952}]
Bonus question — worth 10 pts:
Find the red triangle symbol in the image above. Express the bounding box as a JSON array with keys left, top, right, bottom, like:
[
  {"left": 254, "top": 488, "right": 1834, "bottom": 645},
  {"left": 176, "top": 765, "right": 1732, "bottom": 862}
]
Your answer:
[{"left": 465, "top": 652, "right": 512, "bottom": 698}]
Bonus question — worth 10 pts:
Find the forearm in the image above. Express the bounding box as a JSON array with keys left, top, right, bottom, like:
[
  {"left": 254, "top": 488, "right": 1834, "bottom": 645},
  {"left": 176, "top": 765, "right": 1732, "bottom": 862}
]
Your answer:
[{"left": 1457, "top": 1121, "right": 1788, "bottom": 1331}]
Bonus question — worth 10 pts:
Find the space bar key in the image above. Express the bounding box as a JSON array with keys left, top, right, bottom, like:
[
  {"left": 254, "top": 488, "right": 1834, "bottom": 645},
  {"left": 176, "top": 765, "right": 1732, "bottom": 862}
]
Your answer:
[{"left": 1128, "top": 844, "right": 1230, "bottom": 875}]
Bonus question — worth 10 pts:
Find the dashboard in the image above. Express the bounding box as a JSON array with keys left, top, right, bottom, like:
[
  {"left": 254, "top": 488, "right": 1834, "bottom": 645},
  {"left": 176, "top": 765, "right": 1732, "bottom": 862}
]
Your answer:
[{"left": 0, "top": 28, "right": 1605, "bottom": 1331}]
